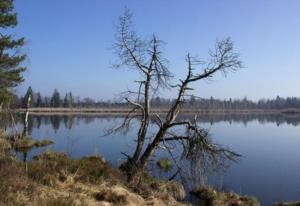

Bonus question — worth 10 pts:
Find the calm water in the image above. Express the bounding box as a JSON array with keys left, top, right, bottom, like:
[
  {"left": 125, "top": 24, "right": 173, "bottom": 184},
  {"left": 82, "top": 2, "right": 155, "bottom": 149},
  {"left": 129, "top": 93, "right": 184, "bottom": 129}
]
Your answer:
[{"left": 7, "top": 113, "right": 300, "bottom": 205}]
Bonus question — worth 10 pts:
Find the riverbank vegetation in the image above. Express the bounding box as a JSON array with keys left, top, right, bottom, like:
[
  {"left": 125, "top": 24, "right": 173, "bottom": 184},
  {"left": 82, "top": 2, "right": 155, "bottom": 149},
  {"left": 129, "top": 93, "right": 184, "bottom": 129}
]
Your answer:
[{"left": 0, "top": 132, "right": 185, "bottom": 205}]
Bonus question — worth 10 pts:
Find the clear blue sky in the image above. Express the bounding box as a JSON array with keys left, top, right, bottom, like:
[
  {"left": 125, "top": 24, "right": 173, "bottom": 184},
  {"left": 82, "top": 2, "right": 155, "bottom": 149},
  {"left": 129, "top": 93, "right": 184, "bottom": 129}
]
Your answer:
[{"left": 13, "top": 0, "right": 300, "bottom": 101}]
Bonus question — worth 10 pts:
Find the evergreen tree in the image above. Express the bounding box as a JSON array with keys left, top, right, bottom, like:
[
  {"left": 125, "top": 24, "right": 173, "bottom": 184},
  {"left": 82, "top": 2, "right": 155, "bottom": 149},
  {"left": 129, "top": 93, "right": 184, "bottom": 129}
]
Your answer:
[
  {"left": 35, "top": 92, "right": 42, "bottom": 107},
  {"left": 63, "top": 92, "right": 74, "bottom": 108},
  {"left": 44, "top": 96, "right": 50, "bottom": 107},
  {"left": 0, "top": 0, "right": 26, "bottom": 108},
  {"left": 50, "top": 88, "right": 62, "bottom": 107},
  {"left": 63, "top": 93, "right": 69, "bottom": 107},
  {"left": 23, "top": 86, "right": 33, "bottom": 108},
  {"left": 68, "top": 92, "right": 74, "bottom": 107}
]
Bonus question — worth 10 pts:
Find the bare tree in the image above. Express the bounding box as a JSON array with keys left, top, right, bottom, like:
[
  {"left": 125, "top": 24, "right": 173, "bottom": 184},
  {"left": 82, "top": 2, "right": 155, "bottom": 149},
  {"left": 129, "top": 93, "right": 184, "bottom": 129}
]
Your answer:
[{"left": 112, "top": 9, "right": 243, "bottom": 178}]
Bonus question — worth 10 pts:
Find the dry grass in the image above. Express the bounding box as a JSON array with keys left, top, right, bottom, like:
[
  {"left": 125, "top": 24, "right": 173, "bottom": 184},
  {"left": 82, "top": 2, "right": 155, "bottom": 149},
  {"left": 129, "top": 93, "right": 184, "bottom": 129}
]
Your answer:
[
  {"left": 0, "top": 130, "right": 12, "bottom": 152},
  {"left": 126, "top": 170, "right": 186, "bottom": 205},
  {"left": 94, "top": 189, "right": 127, "bottom": 204},
  {"left": 190, "top": 187, "right": 259, "bottom": 206},
  {"left": 0, "top": 145, "right": 187, "bottom": 206}
]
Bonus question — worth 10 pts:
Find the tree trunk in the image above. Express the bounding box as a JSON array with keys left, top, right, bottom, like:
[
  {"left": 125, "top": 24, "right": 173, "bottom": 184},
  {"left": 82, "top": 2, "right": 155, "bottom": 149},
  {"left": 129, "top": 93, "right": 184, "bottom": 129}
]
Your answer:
[
  {"left": 131, "top": 74, "right": 151, "bottom": 163},
  {"left": 139, "top": 125, "right": 168, "bottom": 167},
  {"left": 138, "top": 81, "right": 188, "bottom": 168}
]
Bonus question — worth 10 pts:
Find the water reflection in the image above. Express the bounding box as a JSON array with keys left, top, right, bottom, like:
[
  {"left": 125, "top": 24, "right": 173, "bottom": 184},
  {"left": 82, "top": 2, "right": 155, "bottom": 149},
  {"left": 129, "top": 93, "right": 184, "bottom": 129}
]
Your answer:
[{"left": 6, "top": 113, "right": 300, "bottom": 132}]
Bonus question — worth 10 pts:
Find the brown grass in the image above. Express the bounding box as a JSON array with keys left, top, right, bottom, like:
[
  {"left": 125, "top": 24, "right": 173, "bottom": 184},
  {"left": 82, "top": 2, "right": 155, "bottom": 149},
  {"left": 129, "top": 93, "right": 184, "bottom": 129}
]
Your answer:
[
  {"left": 190, "top": 187, "right": 259, "bottom": 206},
  {"left": 94, "top": 189, "right": 128, "bottom": 205},
  {"left": 0, "top": 145, "right": 187, "bottom": 206}
]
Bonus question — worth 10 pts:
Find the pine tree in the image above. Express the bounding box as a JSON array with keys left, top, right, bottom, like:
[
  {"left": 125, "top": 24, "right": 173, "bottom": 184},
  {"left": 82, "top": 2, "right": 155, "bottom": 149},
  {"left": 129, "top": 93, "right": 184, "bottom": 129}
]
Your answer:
[
  {"left": 63, "top": 93, "right": 69, "bottom": 107},
  {"left": 63, "top": 92, "right": 74, "bottom": 108},
  {"left": 68, "top": 92, "right": 73, "bottom": 107},
  {"left": 0, "top": 0, "right": 26, "bottom": 108},
  {"left": 35, "top": 92, "right": 42, "bottom": 107},
  {"left": 23, "top": 86, "right": 33, "bottom": 108},
  {"left": 50, "top": 88, "right": 62, "bottom": 107},
  {"left": 44, "top": 96, "right": 50, "bottom": 107}
]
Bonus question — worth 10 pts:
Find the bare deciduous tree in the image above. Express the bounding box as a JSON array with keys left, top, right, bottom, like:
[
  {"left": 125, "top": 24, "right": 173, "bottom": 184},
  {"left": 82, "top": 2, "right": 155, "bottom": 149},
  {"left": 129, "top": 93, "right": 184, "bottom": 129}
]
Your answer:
[{"left": 112, "top": 9, "right": 243, "bottom": 178}]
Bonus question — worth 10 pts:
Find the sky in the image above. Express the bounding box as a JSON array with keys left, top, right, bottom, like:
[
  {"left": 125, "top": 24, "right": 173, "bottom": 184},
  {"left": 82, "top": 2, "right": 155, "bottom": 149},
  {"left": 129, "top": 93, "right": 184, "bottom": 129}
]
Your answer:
[{"left": 12, "top": 0, "right": 300, "bottom": 101}]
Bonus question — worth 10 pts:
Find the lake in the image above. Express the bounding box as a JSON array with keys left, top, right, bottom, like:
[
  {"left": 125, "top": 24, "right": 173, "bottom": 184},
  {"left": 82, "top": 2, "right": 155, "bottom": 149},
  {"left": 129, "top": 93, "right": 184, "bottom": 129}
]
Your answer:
[{"left": 6, "top": 113, "right": 300, "bottom": 205}]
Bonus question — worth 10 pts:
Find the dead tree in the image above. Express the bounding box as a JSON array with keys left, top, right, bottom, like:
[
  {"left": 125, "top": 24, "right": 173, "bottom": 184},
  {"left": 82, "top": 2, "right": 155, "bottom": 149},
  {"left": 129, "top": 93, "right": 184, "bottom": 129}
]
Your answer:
[{"left": 112, "top": 10, "right": 243, "bottom": 177}]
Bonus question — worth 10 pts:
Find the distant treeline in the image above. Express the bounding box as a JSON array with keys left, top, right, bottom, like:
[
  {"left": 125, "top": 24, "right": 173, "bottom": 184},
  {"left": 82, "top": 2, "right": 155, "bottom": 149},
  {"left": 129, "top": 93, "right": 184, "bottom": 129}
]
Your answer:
[{"left": 15, "top": 87, "right": 300, "bottom": 110}]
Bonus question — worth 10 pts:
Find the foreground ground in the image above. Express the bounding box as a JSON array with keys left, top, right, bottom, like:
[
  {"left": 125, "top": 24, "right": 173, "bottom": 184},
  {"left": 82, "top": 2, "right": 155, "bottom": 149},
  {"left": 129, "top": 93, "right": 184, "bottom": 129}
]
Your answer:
[{"left": 0, "top": 130, "right": 261, "bottom": 206}]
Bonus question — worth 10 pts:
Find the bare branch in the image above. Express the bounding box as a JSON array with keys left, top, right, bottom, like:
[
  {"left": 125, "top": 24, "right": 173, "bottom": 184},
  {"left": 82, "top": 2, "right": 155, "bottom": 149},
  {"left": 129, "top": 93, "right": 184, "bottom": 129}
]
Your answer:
[
  {"left": 125, "top": 98, "right": 144, "bottom": 113},
  {"left": 189, "top": 38, "right": 243, "bottom": 83},
  {"left": 113, "top": 9, "right": 148, "bottom": 75}
]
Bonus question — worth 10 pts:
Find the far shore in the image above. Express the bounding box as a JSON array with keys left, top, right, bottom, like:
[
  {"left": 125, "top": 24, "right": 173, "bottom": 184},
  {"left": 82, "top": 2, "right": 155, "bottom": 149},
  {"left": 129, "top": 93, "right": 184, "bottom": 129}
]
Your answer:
[{"left": 14, "top": 107, "right": 300, "bottom": 116}]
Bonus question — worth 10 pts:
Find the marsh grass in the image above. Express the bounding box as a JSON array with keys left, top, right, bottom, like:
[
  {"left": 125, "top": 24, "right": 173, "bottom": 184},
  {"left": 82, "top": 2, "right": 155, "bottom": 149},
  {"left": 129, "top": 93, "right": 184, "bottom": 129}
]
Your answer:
[
  {"left": 94, "top": 189, "right": 128, "bottom": 205},
  {"left": 190, "top": 186, "right": 259, "bottom": 206},
  {"left": 0, "top": 146, "right": 188, "bottom": 205}
]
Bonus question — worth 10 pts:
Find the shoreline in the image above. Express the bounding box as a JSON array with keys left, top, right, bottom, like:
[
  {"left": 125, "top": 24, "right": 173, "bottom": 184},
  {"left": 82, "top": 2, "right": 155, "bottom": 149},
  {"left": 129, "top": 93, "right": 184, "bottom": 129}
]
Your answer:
[{"left": 14, "top": 107, "right": 300, "bottom": 116}]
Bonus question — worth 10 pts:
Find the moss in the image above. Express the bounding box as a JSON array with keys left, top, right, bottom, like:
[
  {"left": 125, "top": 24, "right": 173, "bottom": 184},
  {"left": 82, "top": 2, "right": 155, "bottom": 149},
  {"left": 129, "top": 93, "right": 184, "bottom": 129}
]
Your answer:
[
  {"left": 191, "top": 186, "right": 260, "bottom": 206},
  {"left": 157, "top": 158, "right": 173, "bottom": 172}
]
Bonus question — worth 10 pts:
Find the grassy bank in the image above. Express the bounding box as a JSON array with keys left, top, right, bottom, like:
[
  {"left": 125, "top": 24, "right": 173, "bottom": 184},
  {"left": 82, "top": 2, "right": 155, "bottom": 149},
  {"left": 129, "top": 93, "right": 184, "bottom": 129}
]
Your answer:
[{"left": 0, "top": 131, "right": 260, "bottom": 206}]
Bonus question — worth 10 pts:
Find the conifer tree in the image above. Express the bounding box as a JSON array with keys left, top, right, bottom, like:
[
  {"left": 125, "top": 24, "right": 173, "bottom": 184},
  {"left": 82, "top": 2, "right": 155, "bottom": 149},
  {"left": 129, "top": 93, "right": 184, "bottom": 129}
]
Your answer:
[
  {"left": 51, "top": 88, "right": 62, "bottom": 107},
  {"left": 63, "top": 92, "right": 73, "bottom": 108},
  {"left": 63, "top": 93, "right": 69, "bottom": 108},
  {"left": 35, "top": 92, "right": 42, "bottom": 107},
  {"left": 23, "top": 86, "right": 33, "bottom": 108},
  {"left": 0, "top": 0, "right": 26, "bottom": 109}
]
